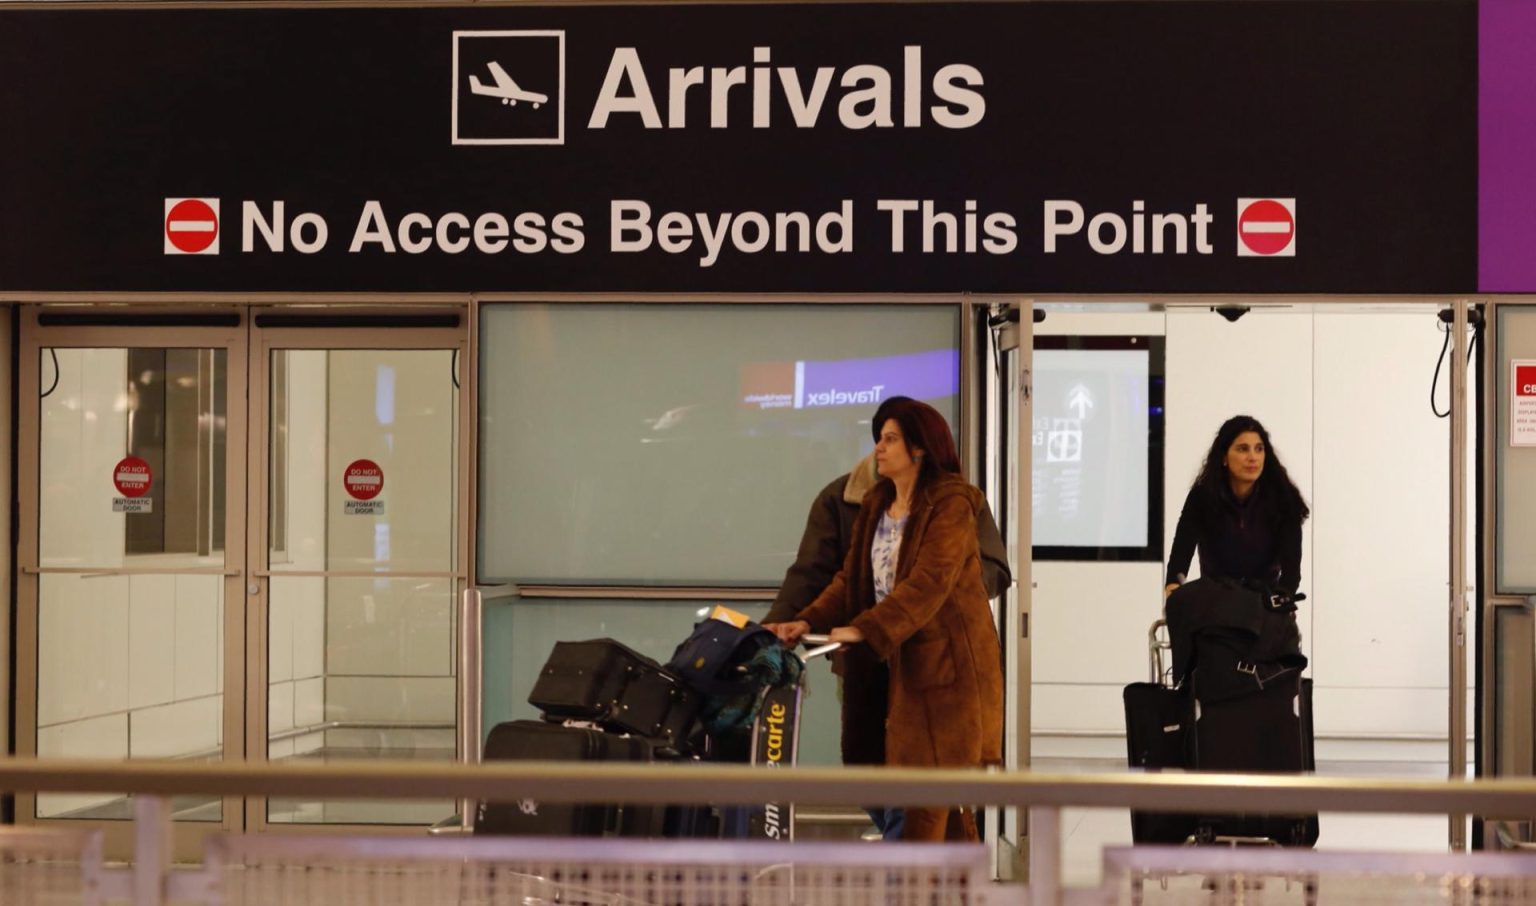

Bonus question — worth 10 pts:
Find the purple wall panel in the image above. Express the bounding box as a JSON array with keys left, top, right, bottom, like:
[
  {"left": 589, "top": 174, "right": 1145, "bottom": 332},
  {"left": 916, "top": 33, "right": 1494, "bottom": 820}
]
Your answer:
[{"left": 1481, "top": 0, "right": 1536, "bottom": 291}]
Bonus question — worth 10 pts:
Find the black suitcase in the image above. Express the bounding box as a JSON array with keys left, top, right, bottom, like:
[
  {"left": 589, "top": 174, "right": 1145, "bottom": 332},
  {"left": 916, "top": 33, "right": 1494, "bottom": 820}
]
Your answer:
[
  {"left": 476, "top": 719, "right": 669, "bottom": 836},
  {"left": 1188, "top": 672, "right": 1319, "bottom": 846},
  {"left": 1124, "top": 681, "right": 1199, "bottom": 844},
  {"left": 528, "top": 639, "right": 701, "bottom": 746}
]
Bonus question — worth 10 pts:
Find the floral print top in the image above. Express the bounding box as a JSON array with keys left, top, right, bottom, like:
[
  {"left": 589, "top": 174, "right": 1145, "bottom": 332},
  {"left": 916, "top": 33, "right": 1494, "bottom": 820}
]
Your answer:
[{"left": 872, "top": 511, "right": 908, "bottom": 602}]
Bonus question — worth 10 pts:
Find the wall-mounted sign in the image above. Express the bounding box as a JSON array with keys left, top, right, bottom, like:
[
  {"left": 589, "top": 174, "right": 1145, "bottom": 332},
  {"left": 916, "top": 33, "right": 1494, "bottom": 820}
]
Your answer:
[
  {"left": 112, "top": 456, "right": 153, "bottom": 513},
  {"left": 1511, "top": 361, "right": 1536, "bottom": 447},
  {"left": 164, "top": 198, "right": 220, "bottom": 255},
  {"left": 0, "top": 2, "right": 1476, "bottom": 294},
  {"left": 343, "top": 458, "right": 385, "bottom": 515},
  {"left": 1236, "top": 198, "right": 1296, "bottom": 258}
]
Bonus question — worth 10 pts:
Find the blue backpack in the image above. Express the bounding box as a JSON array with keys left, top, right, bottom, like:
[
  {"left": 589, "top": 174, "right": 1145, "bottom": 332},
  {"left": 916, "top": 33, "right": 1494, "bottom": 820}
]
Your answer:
[{"left": 667, "top": 619, "right": 779, "bottom": 699}]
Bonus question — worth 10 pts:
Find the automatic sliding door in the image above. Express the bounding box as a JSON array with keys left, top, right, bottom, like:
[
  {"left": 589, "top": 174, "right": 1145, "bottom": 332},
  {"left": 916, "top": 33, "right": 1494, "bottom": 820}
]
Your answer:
[
  {"left": 17, "top": 315, "right": 247, "bottom": 855},
  {"left": 251, "top": 328, "right": 468, "bottom": 829}
]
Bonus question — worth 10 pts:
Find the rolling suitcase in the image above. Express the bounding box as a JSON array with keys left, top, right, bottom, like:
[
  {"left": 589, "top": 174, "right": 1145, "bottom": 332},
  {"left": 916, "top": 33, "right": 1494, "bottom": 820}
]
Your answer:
[
  {"left": 528, "top": 638, "right": 702, "bottom": 747},
  {"left": 1124, "top": 680, "right": 1198, "bottom": 844},
  {"left": 1189, "top": 670, "right": 1319, "bottom": 846},
  {"left": 475, "top": 719, "right": 674, "bottom": 837},
  {"left": 1124, "top": 619, "right": 1199, "bottom": 844},
  {"left": 1124, "top": 619, "right": 1319, "bottom": 846}
]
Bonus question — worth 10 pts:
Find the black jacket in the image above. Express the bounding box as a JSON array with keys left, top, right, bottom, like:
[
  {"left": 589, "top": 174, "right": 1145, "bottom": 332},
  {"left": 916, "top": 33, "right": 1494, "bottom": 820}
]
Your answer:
[
  {"left": 1165, "top": 577, "right": 1307, "bottom": 703},
  {"left": 1166, "top": 483, "right": 1303, "bottom": 594}
]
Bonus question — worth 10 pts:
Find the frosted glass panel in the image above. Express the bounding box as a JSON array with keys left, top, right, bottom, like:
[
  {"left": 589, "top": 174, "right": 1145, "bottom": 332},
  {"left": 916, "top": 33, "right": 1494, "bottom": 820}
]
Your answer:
[
  {"left": 478, "top": 304, "right": 959, "bottom": 585},
  {"left": 485, "top": 599, "right": 840, "bottom": 767},
  {"left": 1498, "top": 305, "right": 1536, "bottom": 592}
]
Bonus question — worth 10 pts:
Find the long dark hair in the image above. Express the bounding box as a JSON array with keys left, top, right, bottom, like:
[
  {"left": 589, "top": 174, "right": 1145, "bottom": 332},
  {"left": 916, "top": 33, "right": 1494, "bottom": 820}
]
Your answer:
[
  {"left": 1193, "top": 415, "right": 1309, "bottom": 522},
  {"left": 870, "top": 396, "right": 961, "bottom": 485}
]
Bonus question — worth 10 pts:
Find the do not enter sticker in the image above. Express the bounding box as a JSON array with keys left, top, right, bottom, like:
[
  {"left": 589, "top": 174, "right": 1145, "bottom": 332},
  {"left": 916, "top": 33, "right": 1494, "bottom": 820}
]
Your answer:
[
  {"left": 343, "top": 459, "right": 385, "bottom": 514},
  {"left": 113, "top": 456, "right": 153, "bottom": 513}
]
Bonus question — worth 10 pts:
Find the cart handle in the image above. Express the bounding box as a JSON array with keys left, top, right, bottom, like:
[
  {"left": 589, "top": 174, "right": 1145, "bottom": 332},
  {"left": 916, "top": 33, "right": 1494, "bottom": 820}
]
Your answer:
[{"left": 800, "top": 634, "right": 842, "bottom": 660}]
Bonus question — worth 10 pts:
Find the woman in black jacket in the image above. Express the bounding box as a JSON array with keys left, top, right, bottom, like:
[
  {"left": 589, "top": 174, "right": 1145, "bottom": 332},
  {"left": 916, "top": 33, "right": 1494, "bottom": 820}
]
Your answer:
[{"left": 1165, "top": 415, "right": 1310, "bottom": 598}]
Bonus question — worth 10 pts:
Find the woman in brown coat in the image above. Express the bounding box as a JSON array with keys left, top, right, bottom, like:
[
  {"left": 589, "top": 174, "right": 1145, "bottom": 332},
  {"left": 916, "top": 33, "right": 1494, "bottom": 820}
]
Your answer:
[{"left": 766, "top": 398, "right": 1004, "bottom": 842}]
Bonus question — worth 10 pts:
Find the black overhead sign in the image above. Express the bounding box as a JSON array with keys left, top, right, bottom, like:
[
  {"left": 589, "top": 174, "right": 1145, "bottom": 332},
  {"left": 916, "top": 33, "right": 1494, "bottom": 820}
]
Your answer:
[{"left": 0, "top": 2, "right": 1476, "bottom": 294}]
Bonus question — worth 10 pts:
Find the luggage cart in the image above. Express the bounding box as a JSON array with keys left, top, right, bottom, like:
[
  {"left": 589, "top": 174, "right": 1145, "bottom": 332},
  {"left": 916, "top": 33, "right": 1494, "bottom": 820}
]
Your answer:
[
  {"left": 734, "top": 634, "right": 840, "bottom": 841},
  {"left": 1129, "top": 617, "right": 1318, "bottom": 906}
]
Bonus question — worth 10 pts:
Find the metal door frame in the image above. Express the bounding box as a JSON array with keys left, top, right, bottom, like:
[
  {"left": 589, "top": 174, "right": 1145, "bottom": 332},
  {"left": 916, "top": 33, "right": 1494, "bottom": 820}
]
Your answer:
[
  {"left": 14, "top": 306, "right": 250, "bottom": 859},
  {"left": 243, "top": 309, "right": 472, "bottom": 837},
  {"left": 1480, "top": 297, "right": 1536, "bottom": 851}
]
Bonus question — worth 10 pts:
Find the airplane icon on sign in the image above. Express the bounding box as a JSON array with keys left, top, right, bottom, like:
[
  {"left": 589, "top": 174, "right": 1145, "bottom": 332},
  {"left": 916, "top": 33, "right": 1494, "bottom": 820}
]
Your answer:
[{"left": 469, "top": 61, "right": 548, "bottom": 108}]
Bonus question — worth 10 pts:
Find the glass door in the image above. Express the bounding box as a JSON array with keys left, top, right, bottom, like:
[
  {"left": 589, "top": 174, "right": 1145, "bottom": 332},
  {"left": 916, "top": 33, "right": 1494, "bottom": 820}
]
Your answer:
[
  {"left": 15, "top": 310, "right": 248, "bottom": 858},
  {"left": 247, "top": 315, "right": 469, "bottom": 831}
]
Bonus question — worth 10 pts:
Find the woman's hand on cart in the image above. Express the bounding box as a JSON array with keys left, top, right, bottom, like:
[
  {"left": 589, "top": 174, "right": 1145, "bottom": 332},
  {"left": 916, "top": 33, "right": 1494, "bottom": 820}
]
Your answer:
[
  {"left": 764, "top": 620, "right": 810, "bottom": 647},
  {"left": 826, "top": 625, "right": 864, "bottom": 645}
]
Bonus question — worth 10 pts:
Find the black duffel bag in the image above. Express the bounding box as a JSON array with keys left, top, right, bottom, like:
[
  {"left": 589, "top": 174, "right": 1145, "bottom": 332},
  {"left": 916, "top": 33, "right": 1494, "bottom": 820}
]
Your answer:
[{"left": 528, "top": 638, "right": 700, "bottom": 746}]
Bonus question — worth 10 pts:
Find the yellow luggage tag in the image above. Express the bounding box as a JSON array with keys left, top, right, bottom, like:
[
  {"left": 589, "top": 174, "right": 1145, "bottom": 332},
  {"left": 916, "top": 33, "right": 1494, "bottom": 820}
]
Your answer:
[{"left": 708, "top": 604, "right": 751, "bottom": 628}]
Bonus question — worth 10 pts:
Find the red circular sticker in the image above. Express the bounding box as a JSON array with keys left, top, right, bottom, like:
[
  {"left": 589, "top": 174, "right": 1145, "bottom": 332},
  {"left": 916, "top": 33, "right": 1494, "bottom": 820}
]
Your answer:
[
  {"left": 164, "top": 199, "right": 219, "bottom": 254},
  {"left": 113, "top": 456, "right": 153, "bottom": 498},
  {"left": 1237, "top": 199, "right": 1295, "bottom": 256},
  {"left": 343, "top": 459, "right": 383, "bottom": 500}
]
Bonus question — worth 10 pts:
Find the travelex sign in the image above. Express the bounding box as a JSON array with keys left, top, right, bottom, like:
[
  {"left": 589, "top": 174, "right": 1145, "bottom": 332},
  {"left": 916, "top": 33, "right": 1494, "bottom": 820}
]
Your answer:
[
  {"left": 740, "top": 350, "right": 958, "bottom": 411},
  {"left": 0, "top": 3, "right": 1474, "bottom": 292},
  {"left": 172, "top": 196, "right": 1292, "bottom": 266}
]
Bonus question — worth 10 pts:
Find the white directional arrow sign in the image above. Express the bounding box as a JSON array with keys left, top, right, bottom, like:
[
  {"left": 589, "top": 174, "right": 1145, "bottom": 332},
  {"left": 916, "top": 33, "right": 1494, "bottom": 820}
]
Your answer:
[{"left": 1067, "top": 384, "right": 1095, "bottom": 419}]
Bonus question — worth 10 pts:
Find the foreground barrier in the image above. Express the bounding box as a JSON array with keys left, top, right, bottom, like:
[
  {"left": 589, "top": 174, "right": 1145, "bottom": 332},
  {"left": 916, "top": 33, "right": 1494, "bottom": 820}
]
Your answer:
[{"left": 2, "top": 759, "right": 1536, "bottom": 905}]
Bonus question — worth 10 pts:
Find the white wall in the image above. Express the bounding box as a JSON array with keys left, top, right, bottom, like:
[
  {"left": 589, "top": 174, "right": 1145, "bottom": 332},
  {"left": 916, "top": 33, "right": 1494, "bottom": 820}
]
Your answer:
[{"left": 1032, "top": 306, "right": 1471, "bottom": 760}]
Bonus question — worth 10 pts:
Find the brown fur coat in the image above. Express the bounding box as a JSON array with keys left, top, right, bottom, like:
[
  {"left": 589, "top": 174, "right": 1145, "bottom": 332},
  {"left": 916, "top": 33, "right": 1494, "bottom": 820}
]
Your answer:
[{"left": 796, "top": 473, "right": 1004, "bottom": 770}]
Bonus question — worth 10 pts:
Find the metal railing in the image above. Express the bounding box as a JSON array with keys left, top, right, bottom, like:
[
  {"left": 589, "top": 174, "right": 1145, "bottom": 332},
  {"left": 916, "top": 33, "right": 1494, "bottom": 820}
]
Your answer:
[
  {"left": 4, "top": 758, "right": 1536, "bottom": 904},
  {"left": 7, "top": 758, "right": 1534, "bottom": 816}
]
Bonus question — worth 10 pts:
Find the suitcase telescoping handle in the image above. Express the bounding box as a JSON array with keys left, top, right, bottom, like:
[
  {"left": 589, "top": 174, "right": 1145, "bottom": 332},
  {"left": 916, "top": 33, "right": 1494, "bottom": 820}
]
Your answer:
[
  {"left": 1149, "top": 619, "right": 1170, "bottom": 686},
  {"left": 800, "top": 634, "right": 842, "bottom": 661}
]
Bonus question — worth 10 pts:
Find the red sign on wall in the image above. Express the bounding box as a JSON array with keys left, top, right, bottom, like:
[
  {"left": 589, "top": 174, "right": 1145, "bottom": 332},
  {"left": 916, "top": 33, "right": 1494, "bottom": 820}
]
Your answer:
[
  {"left": 343, "top": 459, "right": 384, "bottom": 500},
  {"left": 1516, "top": 365, "right": 1536, "bottom": 396},
  {"left": 1512, "top": 361, "right": 1536, "bottom": 447}
]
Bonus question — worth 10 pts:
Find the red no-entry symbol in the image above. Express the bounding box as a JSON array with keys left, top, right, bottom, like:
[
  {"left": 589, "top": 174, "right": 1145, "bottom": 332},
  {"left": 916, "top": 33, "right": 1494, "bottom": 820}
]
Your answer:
[
  {"left": 113, "top": 456, "right": 153, "bottom": 498},
  {"left": 343, "top": 459, "right": 383, "bottom": 500},
  {"left": 1236, "top": 198, "right": 1296, "bottom": 257},
  {"left": 164, "top": 198, "right": 220, "bottom": 254}
]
